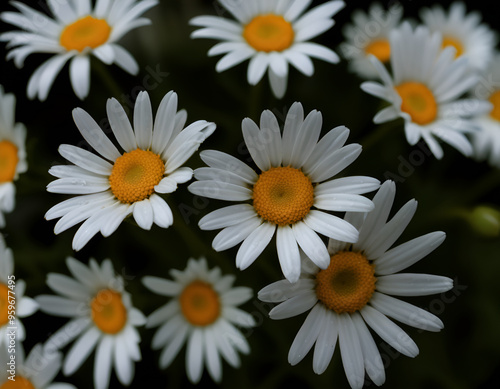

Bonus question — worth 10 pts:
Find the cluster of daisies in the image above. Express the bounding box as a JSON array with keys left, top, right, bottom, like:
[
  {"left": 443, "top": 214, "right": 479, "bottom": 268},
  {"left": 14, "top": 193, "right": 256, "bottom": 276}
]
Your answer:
[{"left": 0, "top": 0, "right": 496, "bottom": 388}]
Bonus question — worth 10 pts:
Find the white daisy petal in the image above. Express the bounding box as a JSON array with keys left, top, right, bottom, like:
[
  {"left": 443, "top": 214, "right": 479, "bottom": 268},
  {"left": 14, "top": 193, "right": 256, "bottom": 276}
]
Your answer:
[
  {"left": 288, "top": 303, "right": 326, "bottom": 365},
  {"left": 304, "top": 210, "right": 359, "bottom": 243},
  {"left": 376, "top": 274, "right": 454, "bottom": 296},
  {"left": 63, "top": 326, "right": 101, "bottom": 375},
  {"left": 212, "top": 216, "right": 263, "bottom": 251},
  {"left": 94, "top": 336, "right": 113, "bottom": 389},
  {"left": 312, "top": 309, "right": 338, "bottom": 374},
  {"left": 361, "top": 305, "right": 419, "bottom": 358},
  {"left": 199, "top": 204, "right": 257, "bottom": 230},
  {"left": 236, "top": 222, "right": 276, "bottom": 270},
  {"left": 186, "top": 329, "right": 204, "bottom": 384},
  {"left": 338, "top": 313, "right": 365, "bottom": 389},
  {"left": 133, "top": 91, "right": 154, "bottom": 150},
  {"left": 69, "top": 55, "right": 90, "bottom": 100},
  {"left": 292, "top": 222, "right": 330, "bottom": 269},
  {"left": 370, "top": 292, "right": 444, "bottom": 332},
  {"left": 276, "top": 225, "right": 301, "bottom": 282},
  {"left": 106, "top": 98, "right": 137, "bottom": 152}
]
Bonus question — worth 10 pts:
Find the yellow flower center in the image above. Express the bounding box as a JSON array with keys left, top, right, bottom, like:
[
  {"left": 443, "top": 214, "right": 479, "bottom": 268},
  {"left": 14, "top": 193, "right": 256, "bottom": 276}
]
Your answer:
[
  {"left": 60, "top": 15, "right": 111, "bottom": 52},
  {"left": 0, "top": 283, "right": 9, "bottom": 326},
  {"left": 252, "top": 166, "right": 314, "bottom": 226},
  {"left": 0, "top": 140, "right": 18, "bottom": 183},
  {"left": 365, "top": 39, "right": 391, "bottom": 63},
  {"left": 109, "top": 149, "right": 165, "bottom": 204},
  {"left": 0, "top": 376, "right": 35, "bottom": 389},
  {"left": 395, "top": 81, "right": 438, "bottom": 125},
  {"left": 316, "top": 251, "right": 376, "bottom": 314},
  {"left": 488, "top": 90, "right": 500, "bottom": 122},
  {"left": 243, "top": 14, "right": 295, "bottom": 52},
  {"left": 91, "top": 289, "right": 127, "bottom": 334},
  {"left": 442, "top": 35, "right": 464, "bottom": 58},
  {"left": 180, "top": 280, "right": 220, "bottom": 326}
]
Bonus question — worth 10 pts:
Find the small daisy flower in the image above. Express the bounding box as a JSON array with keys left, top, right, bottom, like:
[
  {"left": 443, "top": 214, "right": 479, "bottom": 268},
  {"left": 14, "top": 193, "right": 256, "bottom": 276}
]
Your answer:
[
  {"left": 189, "top": 102, "right": 380, "bottom": 283},
  {"left": 0, "top": 85, "right": 27, "bottom": 228},
  {"left": 361, "top": 22, "right": 491, "bottom": 159},
  {"left": 471, "top": 53, "right": 500, "bottom": 167},
  {"left": 0, "top": 343, "right": 76, "bottom": 389},
  {"left": 190, "top": 0, "right": 345, "bottom": 98},
  {"left": 45, "top": 90, "right": 216, "bottom": 251},
  {"left": 36, "top": 256, "right": 146, "bottom": 389},
  {"left": 340, "top": 2, "right": 403, "bottom": 79},
  {"left": 258, "top": 181, "right": 453, "bottom": 389},
  {"left": 142, "top": 257, "right": 255, "bottom": 384},
  {"left": 0, "top": 0, "right": 158, "bottom": 100},
  {"left": 0, "top": 234, "right": 38, "bottom": 349},
  {"left": 420, "top": 2, "right": 497, "bottom": 72}
]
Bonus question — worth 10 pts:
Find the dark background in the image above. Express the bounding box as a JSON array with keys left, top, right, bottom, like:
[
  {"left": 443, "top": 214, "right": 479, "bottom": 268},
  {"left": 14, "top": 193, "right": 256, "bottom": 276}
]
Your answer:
[{"left": 1, "top": 1, "right": 500, "bottom": 388}]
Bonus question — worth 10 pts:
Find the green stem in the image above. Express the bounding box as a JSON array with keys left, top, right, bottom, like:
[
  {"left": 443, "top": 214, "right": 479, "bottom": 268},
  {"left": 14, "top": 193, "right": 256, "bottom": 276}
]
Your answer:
[
  {"left": 92, "top": 58, "right": 124, "bottom": 99},
  {"left": 358, "top": 119, "right": 401, "bottom": 151}
]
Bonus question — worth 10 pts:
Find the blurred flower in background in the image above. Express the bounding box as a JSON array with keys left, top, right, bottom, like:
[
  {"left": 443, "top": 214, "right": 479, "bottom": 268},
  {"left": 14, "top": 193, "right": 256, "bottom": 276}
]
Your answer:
[
  {"left": 36, "top": 257, "right": 146, "bottom": 389},
  {"left": 0, "top": 0, "right": 158, "bottom": 100},
  {"left": 190, "top": 0, "right": 345, "bottom": 98},
  {"left": 142, "top": 257, "right": 255, "bottom": 384},
  {"left": 340, "top": 2, "right": 403, "bottom": 79},
  {"left": 0, "top": 85, "right": 27, "bottom": 227}
]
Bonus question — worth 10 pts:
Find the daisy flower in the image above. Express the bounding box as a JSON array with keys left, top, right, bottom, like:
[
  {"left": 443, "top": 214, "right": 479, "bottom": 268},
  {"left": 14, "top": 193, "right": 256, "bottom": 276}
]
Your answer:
[
  {"left": 361, "top": 22, "right": 491, "bottom": 159},
  {"left": 470, "top": 53, "right": 500, "bottom": 167},
  {"left": 0, "top": 343, "right": 76, "bottom": 389},
  {"left": 189, "top": 102, "right": 380, "bottom": 283},
  {"left": 258, "top": 180, "right": 453, "bottom": 389},
  {"left": 0, "top": 0, "right": 158, "bottom": 100},
  {"left": 340, "top": 2, "right": 403, "bottom": 79},
  {"left": 420, "top": 2, "right": 497, "bottom": 72},
  {"left": 0, "top": 85, "right": 27, "bottom": 228},
  {"left": 45, "top": 90, "right": 216, "bottom": 251},
  {"left": 35, "top": 256, "right": 146, "bottom": 389},
  {"left": 190, "top": 0, "right": 345, "bottom": 98},
  {"left": 142, "top": 257, "right": 255, "bottom": 384},
  {"left": 0, "top": 234, "right": 38, "bottom": 349}
]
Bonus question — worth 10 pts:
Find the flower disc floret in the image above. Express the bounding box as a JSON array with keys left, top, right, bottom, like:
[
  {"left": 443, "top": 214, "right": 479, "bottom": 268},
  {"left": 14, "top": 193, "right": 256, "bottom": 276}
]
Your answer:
[
  {"left": 243, "top": 14, "right": 294, "bottom": 52},
  {"left": 0, "top": 140, "right": 19, "bottom": 183},
  {"left": 315, "top": 251, "right": 376, "bottom": 314},
  {"left": 60, "top": 15, "right": 112, "bottom": 52},
  {"left": 252, "top": 166, "right": 314, "bottom": 226},
  {"left": 395, "top": 81, "right": 438, "bottom": 125},
  {"left": 109, "top": 149, "right": 165, "bottom": 204}
]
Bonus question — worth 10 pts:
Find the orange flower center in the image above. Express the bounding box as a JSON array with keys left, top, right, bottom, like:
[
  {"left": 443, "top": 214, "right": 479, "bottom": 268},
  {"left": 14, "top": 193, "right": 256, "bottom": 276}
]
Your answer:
[
  {"left": 91, "top": 289, "right": 127, "bottom": 334},
  {"left": 243, "top": 14, "right": 295, "bottom": 52},
  {"left": 180, "top": 280, "right": 220, "bottom": 326},
  {"left": 0, "top": 140, "right": 18, "bottom": 183},
  {"left": 0, "top": 376, "right": 35, "bottom": 389},
  {"left": 252, "top": 166, "right": 314, "bottom": 226},
  {"left": 109, "top": 148, "right": 165, "bottom": 204},
  {"left": 60, "top": 15, "right": 111, "bottom": 52},
  {"left": 488, "top": 90, "right": 500, "bottom": 122},
  {"left": 442, "top": 35, "right": 464, "bottom": 58},
  {"left": 316, "top": 251, "right": 376, "bottom": 314},
  {"left": 0, "top": 283, "right": 10, "bottom": 326},
  {"left": 395, "top": 81, "right": 438, "bottom": 125},
  {"left": 365, "top": 39, "right": 391, "bottom": 63}
]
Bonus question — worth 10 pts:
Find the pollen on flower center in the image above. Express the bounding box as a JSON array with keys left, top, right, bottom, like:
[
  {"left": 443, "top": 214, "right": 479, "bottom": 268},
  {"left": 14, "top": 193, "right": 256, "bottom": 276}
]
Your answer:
[
  {"left": 91, "top": 289, "right": 127, "bottom": 334},
  {"left": 180, "top": 280, "right": 220, "bottom": 326},
  {"left": 0, "top": 376, "right": 35, "bottom": 389},
  {"left": 0, "top": 283, "right": 10, "bottom": 326},
  {"left": 488, "top": 90, "right": 500, "bottom": 121},
  {"left": 243, "top": 14, "right": 295, "bottom": 52},
  {"left": 252, "top": 166, "right": 314, "bottom": 226},
  {"left": 442, "top": 35, "right": 464, "bottom": 58},
  {"left": 60, "top": 15, "right": 112, "bottom": 52},
  {"left": 365, "top": 39, "right": 391, "bottom": 63},
  {"left": 315, "top": 251, "right": 376, "bottom": 314},
  {"left": 395, "top": 81, "right": 438, "bottom": 125},
  {"left": 0, "top": 140, "right": 19, "bottom": 183},
  {"left": 109, "top": 148, "right": 165, "bottom": 204}
]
